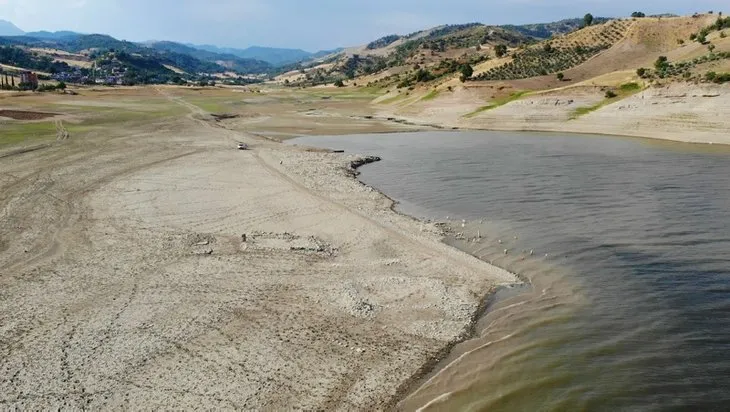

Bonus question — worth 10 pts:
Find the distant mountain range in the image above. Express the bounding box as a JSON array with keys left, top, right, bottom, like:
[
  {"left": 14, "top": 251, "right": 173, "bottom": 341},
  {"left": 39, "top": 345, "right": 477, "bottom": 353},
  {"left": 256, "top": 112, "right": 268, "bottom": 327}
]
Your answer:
[
  {"left": 23, "top": 30, "right": 83, "bottom": 40},
  {"left": 0, "top": 19, "right": 334, "bottom": 67},
  {"left": 192, "top": 45, "right": 312, "bottom": 66},
  {"left": 187, "top": 45, "right": 343, "bottom": 66}
]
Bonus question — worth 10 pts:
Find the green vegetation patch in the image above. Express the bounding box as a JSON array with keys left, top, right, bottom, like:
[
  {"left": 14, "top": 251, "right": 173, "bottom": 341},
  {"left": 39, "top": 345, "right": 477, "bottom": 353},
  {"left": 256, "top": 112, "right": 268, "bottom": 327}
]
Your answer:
[
  {"left": 464, "top": 90, "right": 529, "bottom": 117},
  {"left": 421, "top": 89, "right": 440, "bottom": 101},
  {"left": 619, "top": 82, "right": 641, "bottom": 91},
  {"left": 0, "top": 121, "right": 57, "bottom": 147},
  {"left": 570, "top": 85, "right": 643, "bottom": 119}
]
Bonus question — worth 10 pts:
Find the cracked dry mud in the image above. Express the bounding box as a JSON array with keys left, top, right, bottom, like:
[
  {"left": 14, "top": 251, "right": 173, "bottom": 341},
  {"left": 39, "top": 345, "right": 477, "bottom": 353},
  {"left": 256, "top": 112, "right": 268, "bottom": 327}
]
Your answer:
[{"left": 0, "top": 94, "right": 515, "bottom": 410}]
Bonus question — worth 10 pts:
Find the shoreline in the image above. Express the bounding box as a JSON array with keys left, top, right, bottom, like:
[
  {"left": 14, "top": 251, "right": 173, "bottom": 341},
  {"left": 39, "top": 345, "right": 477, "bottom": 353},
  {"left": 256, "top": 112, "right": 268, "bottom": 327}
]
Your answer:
[
  {"left": 369, "top": 114, "right": 730, "bottom": 147},
  {"left": 372, "top": 83, "right": 730, "bottom": 146},
  {"left": 339, "top": 150, "right": 529, "bottom": 410}
]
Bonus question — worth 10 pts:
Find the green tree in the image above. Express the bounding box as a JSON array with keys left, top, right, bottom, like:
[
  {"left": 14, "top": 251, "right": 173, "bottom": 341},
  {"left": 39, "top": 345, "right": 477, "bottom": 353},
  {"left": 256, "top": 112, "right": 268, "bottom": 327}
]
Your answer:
[
  {"left": 654, "top": 56, "right": 669, "bottom": 71},
  {"left": 557, "top": 72, "right": 565, "bottom": 81},
  {"left": 605, "top": 90, "right": 617, "bottom": 98},
  {"left": 415, "top": 69, "right": 434, "bottom": 82},
  {"left": 57, "top": 81, "right": 66, "bottom": 90},
  {"left": 494, "top": 44, "right": 508, "bottom": 58},
  {"left": 584, "top": 13, "right": 594, "bottom": 27},
  {"left": 705, "top": 71, "right": 717, "bottom": 81},
  {"left": 636, "top": 67, "right": 647, "bottom": 78},
  {"left": 459, "top": 64, "right": 473, "bottom": 80},
  {"left": 631, "top": 11, "right": 646, "bottom": 18}
]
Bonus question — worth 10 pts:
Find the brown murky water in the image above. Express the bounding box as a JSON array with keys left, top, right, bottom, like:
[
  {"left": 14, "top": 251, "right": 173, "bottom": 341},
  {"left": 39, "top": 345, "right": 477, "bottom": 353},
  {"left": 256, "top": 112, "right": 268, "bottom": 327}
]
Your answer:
[{"left": 294, "top": 131, "right": 730, "bottom": 411}]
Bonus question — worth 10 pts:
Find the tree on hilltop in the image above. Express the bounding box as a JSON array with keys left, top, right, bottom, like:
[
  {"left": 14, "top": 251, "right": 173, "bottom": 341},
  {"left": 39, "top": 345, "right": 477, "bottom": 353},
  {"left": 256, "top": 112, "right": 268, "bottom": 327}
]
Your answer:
[
  {"left": 631, "top": 12, "right": 646, "bottom": 18},
  {"left": 584, "top": 13, "right": 594, "bottom": 27}
]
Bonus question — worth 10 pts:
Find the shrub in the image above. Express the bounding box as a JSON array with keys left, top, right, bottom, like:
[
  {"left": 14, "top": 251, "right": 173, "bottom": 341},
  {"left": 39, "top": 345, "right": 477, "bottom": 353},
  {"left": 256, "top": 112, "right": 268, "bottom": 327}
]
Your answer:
[
  {"left": 705, "top": 71, "right": 717, "bottom": 81},
  {"left": 334, "top": 79, "right": 345, "bottom": 87},
  {"left": 36, "top": 84, "right": 57, "bottom": 92},
  {"left": 712, "top": 73, "right": 730, "bottom": 83},
  {"left": 620, "top": 82, "right": 640, "bottom": 91},
  {"left": 557, "top": 72, "right": 565, "bottom": 81},
  {"left": 415, "top": 69, "right": 435, "bottom": 83},
  {"left": 397, "top": 79, "right": 413, "bottom": 89},
  {"left": 605, "top": 90, "right": 617, "bottom": 98},
  {"left": 637, "top": 67, "right": 648, "bottom": 78}
]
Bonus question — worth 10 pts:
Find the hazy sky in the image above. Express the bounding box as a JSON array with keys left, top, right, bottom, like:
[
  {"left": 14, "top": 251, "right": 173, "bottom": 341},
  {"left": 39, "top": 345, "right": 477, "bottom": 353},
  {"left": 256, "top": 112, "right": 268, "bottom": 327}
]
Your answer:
[{"left": 1, "top": 0, "right": 727, "bottom": 50}]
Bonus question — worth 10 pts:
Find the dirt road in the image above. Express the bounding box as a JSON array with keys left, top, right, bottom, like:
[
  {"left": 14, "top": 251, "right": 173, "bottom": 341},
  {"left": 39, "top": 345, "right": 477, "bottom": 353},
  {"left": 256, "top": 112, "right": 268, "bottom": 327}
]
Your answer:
[{"left": 0, "top": 93, "right": 515, "bottom": 410}]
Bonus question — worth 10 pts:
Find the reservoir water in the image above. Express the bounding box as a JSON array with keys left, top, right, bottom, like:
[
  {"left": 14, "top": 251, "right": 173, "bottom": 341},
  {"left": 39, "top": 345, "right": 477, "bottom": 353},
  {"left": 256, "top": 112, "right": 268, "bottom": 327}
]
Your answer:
[{"left": 293, "top": 131, "right": 730, "bottom": 411}]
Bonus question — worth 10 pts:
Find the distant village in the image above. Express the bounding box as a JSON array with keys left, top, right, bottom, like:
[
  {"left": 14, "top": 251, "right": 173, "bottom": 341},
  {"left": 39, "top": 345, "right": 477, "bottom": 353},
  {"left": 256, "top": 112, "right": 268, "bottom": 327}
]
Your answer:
[
  {"left": 0, "top": 65, "right": 263, "bottom": 90},
  {"left": 51, "top": 66, "right": 125, "bottom": 86}
]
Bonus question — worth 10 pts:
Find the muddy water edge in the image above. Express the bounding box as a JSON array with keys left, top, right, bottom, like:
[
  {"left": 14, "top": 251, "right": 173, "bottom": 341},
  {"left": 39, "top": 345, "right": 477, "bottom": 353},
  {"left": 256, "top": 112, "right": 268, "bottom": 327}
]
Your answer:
[{"left": 292, "top": 131, "right": 730, "bottom": 411}]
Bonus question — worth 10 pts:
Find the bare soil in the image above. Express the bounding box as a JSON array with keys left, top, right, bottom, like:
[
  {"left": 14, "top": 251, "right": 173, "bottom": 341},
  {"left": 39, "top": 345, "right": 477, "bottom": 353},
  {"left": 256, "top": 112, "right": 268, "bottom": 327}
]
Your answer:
[
  {"left": 0, "top": 109, "right": 59, "bottom": 120},
  {"left": 0, "top": 87, "right": 516, "bottom": 410}
]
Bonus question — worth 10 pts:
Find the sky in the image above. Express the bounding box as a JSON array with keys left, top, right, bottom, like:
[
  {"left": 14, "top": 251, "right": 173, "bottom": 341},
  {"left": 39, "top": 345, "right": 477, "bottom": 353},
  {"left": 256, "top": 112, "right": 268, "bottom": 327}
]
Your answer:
[{"left": 0, "top": 0, "right": 727, "bottom": 51}]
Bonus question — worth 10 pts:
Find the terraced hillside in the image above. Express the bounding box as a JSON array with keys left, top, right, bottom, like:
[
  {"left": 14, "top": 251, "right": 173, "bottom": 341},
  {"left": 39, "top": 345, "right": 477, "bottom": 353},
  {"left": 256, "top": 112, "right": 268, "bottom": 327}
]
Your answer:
[
  {"left": 473, "top": 19, "right": 634, "bottom": 81},
  {"left": 279, "top": 19, "right": 599, "bottom": 87}
]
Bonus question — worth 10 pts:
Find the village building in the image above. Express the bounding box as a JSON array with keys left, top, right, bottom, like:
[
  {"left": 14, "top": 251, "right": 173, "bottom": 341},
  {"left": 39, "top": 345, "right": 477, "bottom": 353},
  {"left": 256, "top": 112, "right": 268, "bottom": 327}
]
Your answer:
[{"left": 19, "top": 71, "right": 39, "bottom": 89}]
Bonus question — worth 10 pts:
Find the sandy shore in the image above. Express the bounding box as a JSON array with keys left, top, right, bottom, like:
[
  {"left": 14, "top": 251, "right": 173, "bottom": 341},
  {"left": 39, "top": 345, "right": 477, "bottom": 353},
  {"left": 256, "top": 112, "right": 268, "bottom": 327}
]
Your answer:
[{"left": 0, "top": 92, "right": 517, "bottom": 410}]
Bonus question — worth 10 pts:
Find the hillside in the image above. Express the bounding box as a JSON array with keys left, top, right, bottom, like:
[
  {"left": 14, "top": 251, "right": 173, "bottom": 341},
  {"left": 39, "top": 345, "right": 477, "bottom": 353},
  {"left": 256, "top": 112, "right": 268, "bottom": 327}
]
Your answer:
[
  {"left": 191, "top": 44, "right": 342, "bottom": 66},
  {"left": 197, "top": 45, "right": 309, "bottom": 66},
  {"left": 0, "top": 20, "right": 24, "bottom": 37},
  {"left": 0, "top": 32, "right": 274, "bottom": 83},
  {"left": 147, "top": 41, "right": 271, "bottom": 73},
  {"left": 503, "top": 17, "right": 610, "bottom": 38},
  {"left": 349, "top": 13, "right": 730, "bottom": 142},
  {"left": 276, "top": 18, "right": 624, "bottom": 87},
  {"left": 24, "top": 31, "right": 83, "bottom": 40}
]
